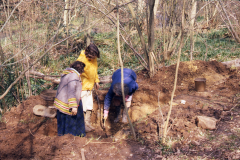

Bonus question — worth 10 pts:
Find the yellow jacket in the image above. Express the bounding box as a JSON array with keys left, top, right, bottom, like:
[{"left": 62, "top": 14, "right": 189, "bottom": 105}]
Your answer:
[{"left": 76, "top": 50, "right": 100, "bottom": 91}]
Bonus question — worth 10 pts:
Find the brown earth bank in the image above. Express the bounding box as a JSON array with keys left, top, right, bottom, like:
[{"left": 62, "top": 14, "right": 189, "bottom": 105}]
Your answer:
[{"left": 0, "top": 60, "right": 240, "bottom": 160}]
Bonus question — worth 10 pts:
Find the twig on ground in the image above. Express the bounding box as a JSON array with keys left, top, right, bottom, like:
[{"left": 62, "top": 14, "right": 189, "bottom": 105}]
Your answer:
[
  {"left": 29, "top": 129, "right": 34, "bottom": 136},
  {"left": 89, "top": 147, "right": 97, "bottom": 155},
  {"left": 203, "top": 150, "right": 215, "bottom": 160},
  {"left": 230, "top": 104, "right": 238, "bottom": 112},
  {"left": 96, "top": 136, "right": 101, "bottom": 140},
  {"left": 81, "top": 148, "right": 85, "bottom": 160},
  {"left": 83, "top": 139, "right": 93, "bottom": 147}
]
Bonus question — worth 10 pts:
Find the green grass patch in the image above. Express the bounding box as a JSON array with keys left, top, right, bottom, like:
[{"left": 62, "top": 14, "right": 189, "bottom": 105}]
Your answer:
[{"left": 169, "top": 28, "right": 240, "bottom": 64}]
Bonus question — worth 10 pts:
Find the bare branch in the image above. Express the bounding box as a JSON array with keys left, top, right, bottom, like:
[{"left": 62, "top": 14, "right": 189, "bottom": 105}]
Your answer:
[
  {"left": 0, "top": 0, "right": 24, "bottom": 33},
  {"left": 0, "top": 3, "right": 128, "bottom": 100},
  {"left": 219, "top": 0, "right": 240, "bottom": 43}
]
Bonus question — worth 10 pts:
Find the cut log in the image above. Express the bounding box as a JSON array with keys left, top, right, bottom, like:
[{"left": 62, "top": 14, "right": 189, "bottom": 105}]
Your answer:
[
  {"left": 99, "top": 75, "right": 112, "bottom": 84},
  {"left": 27, "top": 71, "right": 61, "bottom": 84},
  {"left": 221, "top": 59, "right": 240, "bottom": 69},
  {"left": 28, "top": 71, "right": 112, "bottom": 85}
]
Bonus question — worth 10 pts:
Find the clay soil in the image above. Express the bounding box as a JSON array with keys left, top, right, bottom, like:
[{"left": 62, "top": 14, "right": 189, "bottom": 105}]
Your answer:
[{"left": 0, "top": 60, "right": 240, "bottom": 160}]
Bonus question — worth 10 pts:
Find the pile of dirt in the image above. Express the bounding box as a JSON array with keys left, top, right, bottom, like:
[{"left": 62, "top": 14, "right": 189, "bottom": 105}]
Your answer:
[
  {"left": 0, "top": 60, "right": 240, "bottom": 159},
  {"left": 130, "top": 60, "right": 239, "bottom": 139}
]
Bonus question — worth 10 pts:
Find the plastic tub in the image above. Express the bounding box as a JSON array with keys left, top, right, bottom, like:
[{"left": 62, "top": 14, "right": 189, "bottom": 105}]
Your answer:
[{"left": 195, "top": 78, "right": 206, "bottom": 92}]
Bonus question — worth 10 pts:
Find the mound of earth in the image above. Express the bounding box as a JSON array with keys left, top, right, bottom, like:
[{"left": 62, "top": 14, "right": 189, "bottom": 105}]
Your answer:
[{"left": 0, "top": 60, "right": 240, "bottom": 159}]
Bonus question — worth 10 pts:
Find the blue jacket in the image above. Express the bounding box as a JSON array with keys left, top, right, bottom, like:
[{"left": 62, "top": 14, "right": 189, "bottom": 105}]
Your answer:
[{"left": 104, "top": 68, "right": 139, "bottom": 110}]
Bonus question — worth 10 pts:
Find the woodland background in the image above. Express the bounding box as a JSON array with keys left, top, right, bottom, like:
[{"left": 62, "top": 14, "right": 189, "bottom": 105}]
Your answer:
[{"left": 0, "top": 0, "right": 240, "bottom": 118}]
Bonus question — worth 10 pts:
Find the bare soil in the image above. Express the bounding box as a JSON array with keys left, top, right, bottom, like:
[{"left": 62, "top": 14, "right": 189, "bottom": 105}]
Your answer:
[{"left": 0, "top": 60, "right": 240, "bottom": 160}]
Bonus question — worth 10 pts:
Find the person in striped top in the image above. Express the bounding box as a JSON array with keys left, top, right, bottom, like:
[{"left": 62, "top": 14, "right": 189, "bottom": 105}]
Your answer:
[{"left": 54, "top": 61, "right": 86, "bottom": 136}]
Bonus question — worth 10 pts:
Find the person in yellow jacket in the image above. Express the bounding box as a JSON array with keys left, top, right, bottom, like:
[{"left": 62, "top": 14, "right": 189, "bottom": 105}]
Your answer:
[{"left": 76, "top": 43, "right": 100, "bottom": 132}]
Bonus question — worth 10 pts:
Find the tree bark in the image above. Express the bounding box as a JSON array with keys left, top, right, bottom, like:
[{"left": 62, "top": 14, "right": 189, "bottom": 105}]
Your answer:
[
  {"left": 0, "top": 43, "right": 6, "bottom": 110},
  {"left": 127, "top": 1, "right": 149, "bottom": 64},
  {"left": 148, "top": 0, "right": 155, "bottom": 77},
  {"left": 153, "top": 0, "right": 159, "bottom": 18},
  {"left": 86, "top": 0, "right": 91, "bottom": 46},
  {"left": 25, "top": 55, "right": 32, "bottom": 97},
  {"left": 138, "top": 0, "right": 144, "bottom": 13},
  {"left": 64, "top": 0, "right": 70, "bottom": 26},
  {"left": 190, "top": 0, "right": 197, "bottom": 61},
  {"left": 163, "top": 2, "right": 167, "bottom": 61},
  {"left": 64, "top": 0, "right": 70, "bottom": 52}
]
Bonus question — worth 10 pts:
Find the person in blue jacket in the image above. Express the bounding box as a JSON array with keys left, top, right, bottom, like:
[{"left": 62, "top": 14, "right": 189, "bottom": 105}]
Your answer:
[{"left": 103, "top": 68, "right": 139, "bottom": 123}]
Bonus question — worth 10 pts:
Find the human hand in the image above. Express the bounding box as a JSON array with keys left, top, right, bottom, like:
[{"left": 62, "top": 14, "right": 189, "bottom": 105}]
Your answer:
[
  {"left": 95, "top": 83, "right": 100, "bottom": 90},
  {"left": 72, "top": 108, "right": 77, "bottom": 115},
  {"left": 103, "top": 110, "right": 109, "bottom": 120},
  {"left": 126, "top": 101, "right": 131, "bottom": 108}
]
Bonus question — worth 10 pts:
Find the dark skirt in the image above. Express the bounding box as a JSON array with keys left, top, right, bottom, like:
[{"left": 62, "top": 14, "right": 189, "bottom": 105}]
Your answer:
[{"left": 57, "top": 101, "right": 86, "bottom": 137}]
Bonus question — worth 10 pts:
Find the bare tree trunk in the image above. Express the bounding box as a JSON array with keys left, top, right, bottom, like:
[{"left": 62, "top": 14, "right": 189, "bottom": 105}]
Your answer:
[
  {"left": 74, "top": 0, "right": 79, "bottom": 20},
  {"left": 64, "top": 0, "right": 70, "bottom": 26},
  {"left": 169, "top": 0, "right": 174, "bottom": 27},
  {"left": 25, "top": 55, "right": 32, "bottom": 97},
  {"left": 154, "top": 0, "right": 159, "bottom": 18},
  {"left": 64, "top": 0, "right": 70, "bottom": 51},
  {"left": 7, "top": 0, "right": 10, "bottom": 17},
  {"left": 206, "top": 0, "right": 209, "bottom": 26},
  {"left": 19, "top": 11, "right": 28, "bottom": 99},
  {"left": 190, "top": 0, "right": 197, "bottom": 61},
  {"left": 127, "top": 1, "right": 149, "bottom": 64},
  {"left": 86, "top": 0, "right": 91, "bottom": 46},
  {"left": 0, "top": 45, "right": 4, "bottom": 65},
  {"left": 6, "top": 0, "right": 12, "bottom": 42},
  {"left": 69, "top": 0, "right": 72, "bottom": 22},
  {"left": 138, "top": 0, "right": 144, "bottom": 13},
  {"left": 52, "top": 0, "right": 55, "bottom": 19},
  {"left": 163, "top": 0, "right": 185, "bottom": 144},
  {"left": 0, "top": 43, "right": 6, "bottom": 110},
  {"left": 163, "top": 2, "right": 167, "bottom": 61},
  {"left": 213, "top": 1, "right": 218, "bottom": 17},
  {"left": 148, "top": 0, "right": 155, "bottom": 77},
  {"left": 219, "top": 1, "right": 240, "bottom": 43},
  {"left": 19, "top": 12, "right": 21, "bottom": 50},
  {"left": 116, "top": 0, "right": 136, "bottom": 141}
]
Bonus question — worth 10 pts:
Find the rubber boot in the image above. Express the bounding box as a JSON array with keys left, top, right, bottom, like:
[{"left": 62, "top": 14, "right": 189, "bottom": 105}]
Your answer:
[
  {"left": 85, "top": 110, "right": 95, "bottom": 132},
  {"left": 122, "top": 107, "right": 129, "bottom": 123},
  {"left": 114, "top": 105, "right": 121, "bottom": 123}
]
